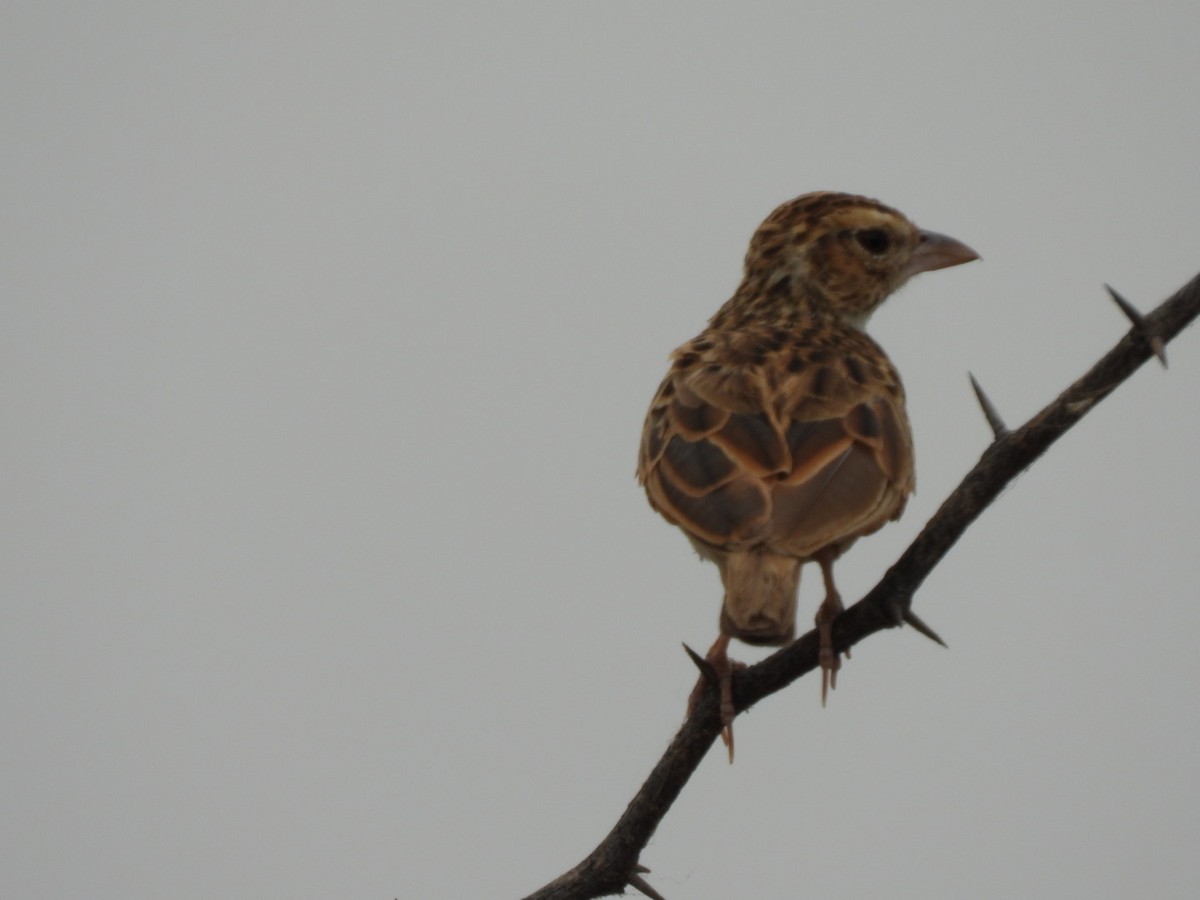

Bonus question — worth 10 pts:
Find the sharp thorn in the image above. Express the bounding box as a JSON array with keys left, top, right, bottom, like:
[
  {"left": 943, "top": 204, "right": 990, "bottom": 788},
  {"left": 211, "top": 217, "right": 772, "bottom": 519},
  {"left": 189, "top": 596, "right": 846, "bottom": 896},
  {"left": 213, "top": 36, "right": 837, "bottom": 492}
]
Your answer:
[
  {"left": 682, "top": 642, "right": 718, "bottom": 684},
  {"left": 902, "top": 609, "right": 948, "bottom": 648},
  {"left": 1149, "top": 335, "right": 1168, "bottom": 369},
  {"left": 968, "top": 373, "right": 1009, "bottom": 439},
  {"left": 628, "top": 872, "right": 668, "bottom": 900},
  {"left": 1106, "top": 284, "right": 1167, "bottom": 368},
  {"left": 1106, "top": 283, "right": 1146, "bottom": 326}
]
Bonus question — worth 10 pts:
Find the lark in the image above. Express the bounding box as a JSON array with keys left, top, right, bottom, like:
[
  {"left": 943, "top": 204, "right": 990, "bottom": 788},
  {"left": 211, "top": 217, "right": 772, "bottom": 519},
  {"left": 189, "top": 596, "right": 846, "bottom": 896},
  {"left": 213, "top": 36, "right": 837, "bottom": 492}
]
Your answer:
[{"left": 638, "top": 191, "right": 978, "bottom": 756}]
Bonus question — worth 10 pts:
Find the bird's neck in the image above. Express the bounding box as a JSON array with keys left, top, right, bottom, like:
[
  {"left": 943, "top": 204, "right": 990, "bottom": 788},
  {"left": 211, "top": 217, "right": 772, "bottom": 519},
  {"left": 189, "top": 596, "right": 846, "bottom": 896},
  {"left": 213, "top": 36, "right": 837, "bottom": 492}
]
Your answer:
[{"left": 708, "top": 273, "right": 870, "bottom": 333}]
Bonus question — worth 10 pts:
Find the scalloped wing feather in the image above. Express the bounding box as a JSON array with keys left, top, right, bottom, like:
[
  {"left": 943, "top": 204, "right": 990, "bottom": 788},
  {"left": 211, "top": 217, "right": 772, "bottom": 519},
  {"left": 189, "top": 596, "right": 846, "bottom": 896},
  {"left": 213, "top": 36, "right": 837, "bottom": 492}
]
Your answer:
[{"left": 638, "top": 327, "right": 913, "bottom": 559}]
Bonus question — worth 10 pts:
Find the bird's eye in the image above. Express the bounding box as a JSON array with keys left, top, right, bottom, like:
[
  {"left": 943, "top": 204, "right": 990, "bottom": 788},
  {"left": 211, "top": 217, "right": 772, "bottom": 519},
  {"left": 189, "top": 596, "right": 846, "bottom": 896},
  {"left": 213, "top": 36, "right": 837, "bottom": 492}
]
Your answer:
[{"left": 854, "top": 228, "right": 890, "bottom": 255}]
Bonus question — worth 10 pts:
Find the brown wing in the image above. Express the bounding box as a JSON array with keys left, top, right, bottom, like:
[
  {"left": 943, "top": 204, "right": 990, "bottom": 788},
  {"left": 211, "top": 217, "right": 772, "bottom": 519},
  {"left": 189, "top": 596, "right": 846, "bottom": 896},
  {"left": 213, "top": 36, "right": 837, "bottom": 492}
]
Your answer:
[{"left": 638, "top": 326, "right": 914, "bottom": 558}]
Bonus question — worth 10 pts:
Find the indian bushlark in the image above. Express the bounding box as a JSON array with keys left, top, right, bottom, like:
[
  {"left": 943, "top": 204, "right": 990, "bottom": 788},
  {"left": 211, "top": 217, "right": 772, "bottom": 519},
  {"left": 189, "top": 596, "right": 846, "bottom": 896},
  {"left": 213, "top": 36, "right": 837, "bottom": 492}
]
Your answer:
[{"left": 637, "top": 191, "right": 978, "bottom": 755}]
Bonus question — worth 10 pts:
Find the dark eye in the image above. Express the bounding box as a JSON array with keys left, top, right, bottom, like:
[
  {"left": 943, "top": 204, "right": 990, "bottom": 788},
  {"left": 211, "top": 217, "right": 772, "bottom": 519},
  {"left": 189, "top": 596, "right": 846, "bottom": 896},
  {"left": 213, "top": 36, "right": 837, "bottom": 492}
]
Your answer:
[{"left": 854, "top": 228, "right": 890, "bottom": 255}]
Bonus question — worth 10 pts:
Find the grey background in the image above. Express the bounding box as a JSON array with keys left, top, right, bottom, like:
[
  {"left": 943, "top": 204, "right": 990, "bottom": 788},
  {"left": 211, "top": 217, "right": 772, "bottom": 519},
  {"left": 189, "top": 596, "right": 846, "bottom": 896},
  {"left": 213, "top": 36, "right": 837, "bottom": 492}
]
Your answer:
[{"left": 4, "top": 4, "right": 1200, "bottom": 898}]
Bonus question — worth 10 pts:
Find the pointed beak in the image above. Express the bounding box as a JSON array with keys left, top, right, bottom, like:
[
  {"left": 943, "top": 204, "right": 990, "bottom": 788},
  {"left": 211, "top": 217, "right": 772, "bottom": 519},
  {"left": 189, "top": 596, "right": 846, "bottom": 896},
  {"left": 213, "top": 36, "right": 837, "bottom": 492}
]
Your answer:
[{"left": 905, "top": 229, "right": 980, "bottom": 279}]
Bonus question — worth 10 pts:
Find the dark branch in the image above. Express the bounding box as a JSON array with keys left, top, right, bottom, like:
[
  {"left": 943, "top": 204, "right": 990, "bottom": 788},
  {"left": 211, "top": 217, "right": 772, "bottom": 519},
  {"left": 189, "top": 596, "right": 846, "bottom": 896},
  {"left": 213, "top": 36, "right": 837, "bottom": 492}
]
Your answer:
[{"left": 522, "top": 271, "right": 1200, "bottom": 900}]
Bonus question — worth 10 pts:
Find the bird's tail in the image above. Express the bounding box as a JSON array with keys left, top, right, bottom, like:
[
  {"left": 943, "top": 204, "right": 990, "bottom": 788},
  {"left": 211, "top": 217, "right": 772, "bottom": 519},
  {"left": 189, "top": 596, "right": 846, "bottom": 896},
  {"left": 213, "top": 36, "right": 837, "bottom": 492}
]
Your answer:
[{"left": 718, "top": 551, "right": 801, "bottom": 646}]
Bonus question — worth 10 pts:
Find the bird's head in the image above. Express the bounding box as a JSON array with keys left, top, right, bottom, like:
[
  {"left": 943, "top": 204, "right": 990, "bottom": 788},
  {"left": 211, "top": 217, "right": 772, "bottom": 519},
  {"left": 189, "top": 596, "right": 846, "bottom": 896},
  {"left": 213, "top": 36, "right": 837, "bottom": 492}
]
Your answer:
[{"left": 736, "top": 191, "right": 979, "bottom": 326}]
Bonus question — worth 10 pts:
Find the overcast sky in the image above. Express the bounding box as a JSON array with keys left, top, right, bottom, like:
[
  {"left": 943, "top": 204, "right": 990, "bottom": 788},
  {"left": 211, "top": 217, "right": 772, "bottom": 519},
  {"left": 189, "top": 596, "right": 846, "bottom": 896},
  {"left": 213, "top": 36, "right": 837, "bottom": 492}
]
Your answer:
[{"left": 4, "top": 4, "right": 1200, "bottom": 899}]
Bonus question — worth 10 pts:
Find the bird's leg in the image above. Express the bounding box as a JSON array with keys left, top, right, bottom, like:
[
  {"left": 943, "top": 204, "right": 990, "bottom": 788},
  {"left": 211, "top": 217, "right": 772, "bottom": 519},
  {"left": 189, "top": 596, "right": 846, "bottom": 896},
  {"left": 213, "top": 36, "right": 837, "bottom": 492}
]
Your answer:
[
  {"left": 814, "top": 552, "right": 844, "bottom": 706},
  {"left": 686, "top": 633, "right": 744, "bottom": 761}
]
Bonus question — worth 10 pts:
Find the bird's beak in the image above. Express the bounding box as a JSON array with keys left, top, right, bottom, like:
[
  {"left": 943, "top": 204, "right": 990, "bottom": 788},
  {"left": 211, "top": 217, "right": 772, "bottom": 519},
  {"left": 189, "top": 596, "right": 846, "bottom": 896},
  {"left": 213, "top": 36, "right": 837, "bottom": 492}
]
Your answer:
[{"left": 905, "top": 230, "right": 980, "bottom": 279}]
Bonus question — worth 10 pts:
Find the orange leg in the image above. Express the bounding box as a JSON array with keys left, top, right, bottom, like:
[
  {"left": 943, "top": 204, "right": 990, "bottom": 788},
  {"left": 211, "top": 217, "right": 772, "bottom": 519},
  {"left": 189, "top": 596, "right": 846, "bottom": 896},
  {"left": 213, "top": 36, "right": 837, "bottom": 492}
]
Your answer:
[
  {"left": 813, "top": 553, "right": 847, "bottom": 706},
  {"left": 686, "top": 633, "right": 745, "bottom": 762}
]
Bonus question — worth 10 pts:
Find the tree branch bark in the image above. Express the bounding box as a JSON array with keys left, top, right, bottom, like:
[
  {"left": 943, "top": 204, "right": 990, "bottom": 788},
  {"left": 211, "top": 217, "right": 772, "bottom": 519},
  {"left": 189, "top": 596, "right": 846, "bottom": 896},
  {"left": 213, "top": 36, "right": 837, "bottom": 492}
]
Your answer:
[{"left": 522, "top": 271, "right": 1200, "bottom": 900}]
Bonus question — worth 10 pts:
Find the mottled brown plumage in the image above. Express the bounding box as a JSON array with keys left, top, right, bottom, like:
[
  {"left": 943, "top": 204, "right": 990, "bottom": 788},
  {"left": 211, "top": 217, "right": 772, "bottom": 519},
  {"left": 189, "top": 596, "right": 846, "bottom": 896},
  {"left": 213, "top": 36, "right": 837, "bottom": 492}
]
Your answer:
[{"left": 637, "top": 191, "right": 978, "bottom": 757}]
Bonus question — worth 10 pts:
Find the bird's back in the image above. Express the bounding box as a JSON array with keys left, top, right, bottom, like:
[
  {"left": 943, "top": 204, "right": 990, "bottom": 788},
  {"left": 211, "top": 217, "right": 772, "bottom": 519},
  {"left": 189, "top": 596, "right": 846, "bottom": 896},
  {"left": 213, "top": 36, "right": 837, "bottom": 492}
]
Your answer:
[{"left": 638, "top": 316, "right": 914, "bottom": 564}]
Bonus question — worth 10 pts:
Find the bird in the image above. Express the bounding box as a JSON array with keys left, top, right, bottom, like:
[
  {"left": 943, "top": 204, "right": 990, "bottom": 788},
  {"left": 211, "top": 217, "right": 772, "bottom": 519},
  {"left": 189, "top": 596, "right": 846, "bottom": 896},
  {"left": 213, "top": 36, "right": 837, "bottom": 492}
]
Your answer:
[{"left": 637, "top": 191, "right": 978, "bottom": 758}]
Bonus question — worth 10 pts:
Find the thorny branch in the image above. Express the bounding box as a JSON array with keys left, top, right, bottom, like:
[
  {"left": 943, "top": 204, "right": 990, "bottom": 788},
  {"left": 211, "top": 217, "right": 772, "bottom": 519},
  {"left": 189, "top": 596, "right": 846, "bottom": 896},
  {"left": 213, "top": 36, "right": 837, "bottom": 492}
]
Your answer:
[{"left": 522, "top": 271, "right": 1200, "bottom": 900}]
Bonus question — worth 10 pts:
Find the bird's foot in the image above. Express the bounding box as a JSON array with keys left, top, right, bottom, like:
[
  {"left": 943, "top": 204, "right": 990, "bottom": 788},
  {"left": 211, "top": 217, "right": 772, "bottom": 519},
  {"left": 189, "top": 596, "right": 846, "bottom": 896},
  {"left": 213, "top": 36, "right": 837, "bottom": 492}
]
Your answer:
[
  {"left": 814, "top": 568, "right": 845, "bottom": 706},
  {"left": 686, "top": 634, "right": 745, "bottom": 762},
  {"left": 816, "top": 612, "right": 841, "bottom": 706},
  {"left": 811, "top": 554, "right": 849, "bottom": 710}
]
